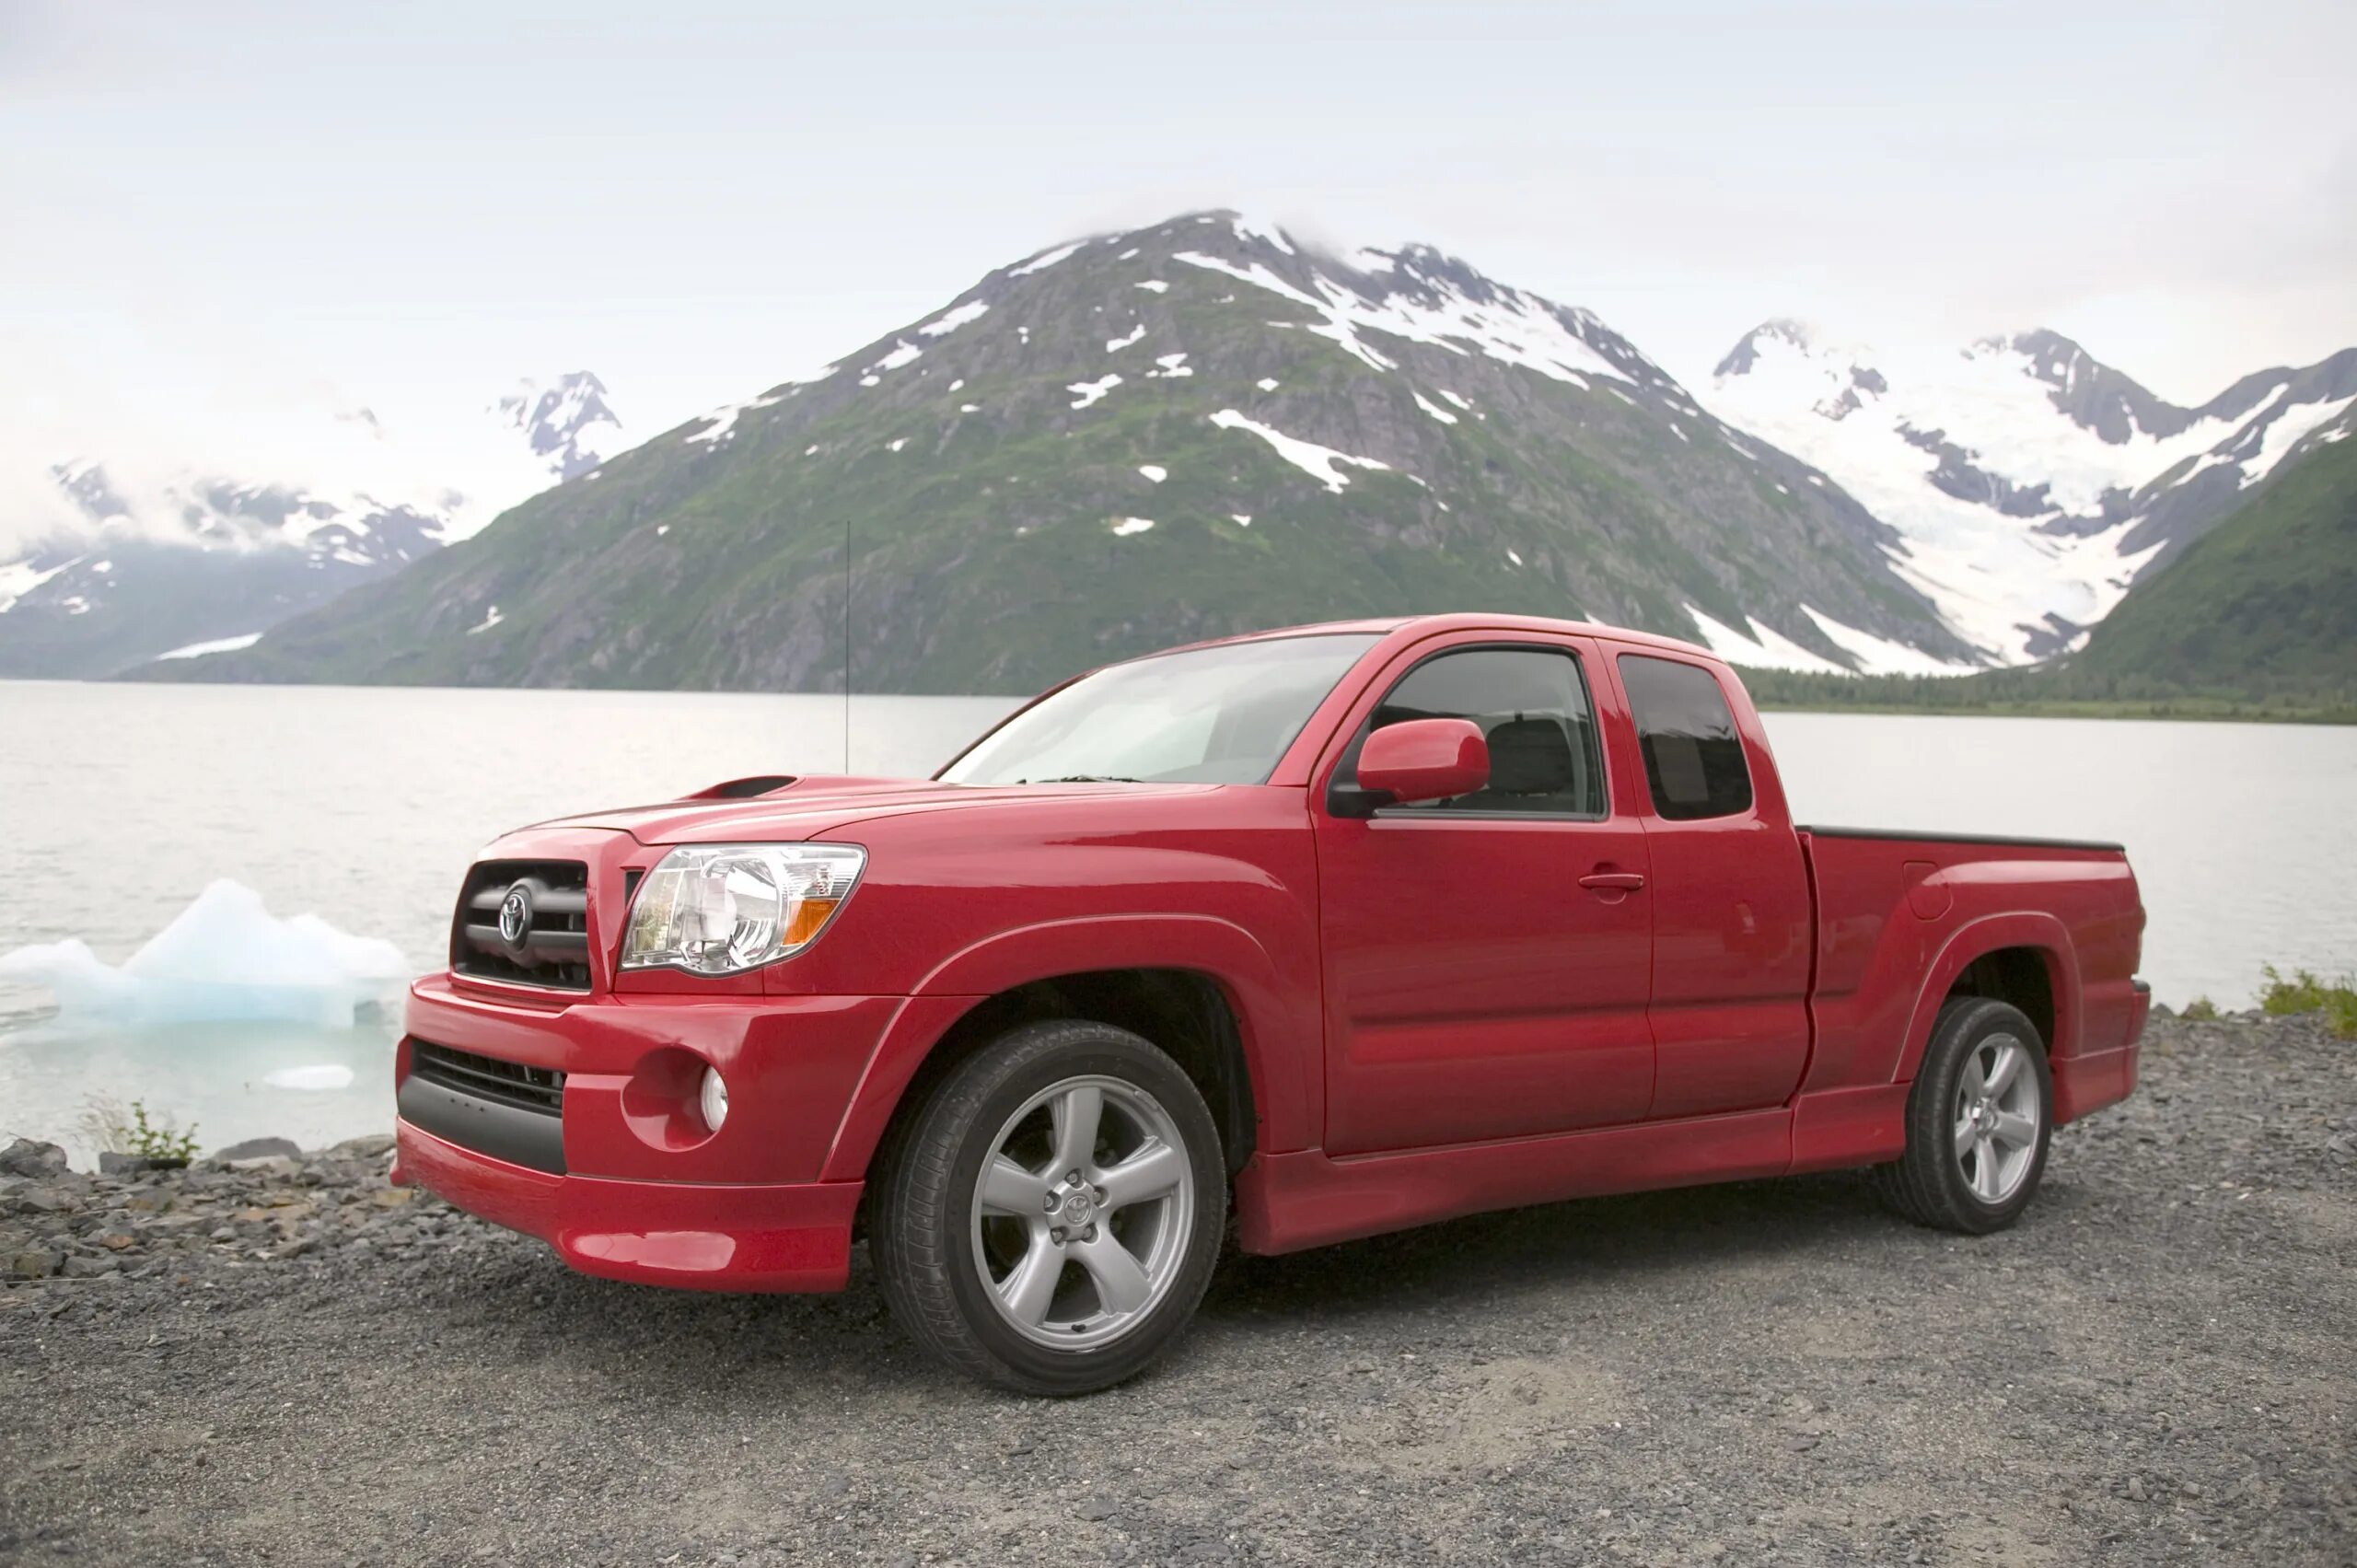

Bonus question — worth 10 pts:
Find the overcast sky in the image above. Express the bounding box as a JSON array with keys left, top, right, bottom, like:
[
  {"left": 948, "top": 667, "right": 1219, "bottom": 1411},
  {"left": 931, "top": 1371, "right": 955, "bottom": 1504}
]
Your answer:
[{"left": 5, "top": 0, "right": 2352, "bottom": 499}]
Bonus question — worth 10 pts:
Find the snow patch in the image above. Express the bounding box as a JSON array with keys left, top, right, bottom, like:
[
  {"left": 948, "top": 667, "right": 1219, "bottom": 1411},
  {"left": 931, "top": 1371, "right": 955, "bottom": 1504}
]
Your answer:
[
  {"left": 1208, "top": 410, "right": 1394, "bottom": 494},
  {"left": 686, "top": 391, "right": 784, "bottom": 446},
  {"left": 1173, "top": 249, "right": 1631, "bottom": 386},
  {"left": 1256, "top": 377, "right": 1281, "bottom": 392},
  {"left": 1681, "top": 605, "right": 1844, "bottom": 675},
  {"left": 2239, "top": 395, "right": 2356, "bottom": 486},
  {"left": 917, "top": 301, "right": 990, "bottom": 338},
  {"left": 1139, "top": 465, "right": 1167, "bottom": 483},
  {"left": 466, "top": 604, "right": 503, "bottom": 635},
  {"left": 1068, "top": 375, "right": 1123, "bottom": 410},
  {"left": 1109, "top": 517, "right": 1155, "bottom": 537},
  {"left": 1414, "top": 392, "right": 1458, "bottom": 425},
  {"left": 0, "top": 879, "right": 408, "bottom": 1028},
  {"left": 1150, "top": 353, "right": 1192, "bottom": 378},
  {"left": 872, "top": 340, "right": 923, "bottom": 372},
  {"left": 888, "top": 438, "right": 910, "bottom": 453},
  {"left": 155, "top": 631, "right": 263, "bottom": 660},
  {"left": 1231, "top": 514, "right": 1253, "bottom": 527},
  {"left": 1134, "top": 279, "right": 1170, "bottom": 294},
  {"left": 1008, "top": 238, "right": 1088, "bottom": 276},
  {"left": 1107, "top": 323, "right": 1147, "bottom": 353},
  {"left": 1800, "top": 607, "right": 1980, "bottom": 677}
]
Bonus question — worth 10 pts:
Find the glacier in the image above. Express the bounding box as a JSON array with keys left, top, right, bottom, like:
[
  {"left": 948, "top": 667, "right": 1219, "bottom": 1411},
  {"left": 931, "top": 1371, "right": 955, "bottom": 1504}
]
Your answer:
[{"left": 0, "top": 879, "right": 408, "bottom": 1029}]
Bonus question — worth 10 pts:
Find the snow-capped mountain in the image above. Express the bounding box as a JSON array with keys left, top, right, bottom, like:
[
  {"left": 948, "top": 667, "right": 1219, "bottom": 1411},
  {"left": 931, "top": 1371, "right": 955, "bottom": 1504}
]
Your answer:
[
  {"left": 0, "top": 373, "right": 627, "bottom": 676},
  {"left": 164, "top": 210, "right": 1980, "bottom": 695},
  {"left": 491, "top": 372, "right": 627, "bottom": 483},
  {"left": 1706, "top": 323, "right": 2357, "bottom": 662}
]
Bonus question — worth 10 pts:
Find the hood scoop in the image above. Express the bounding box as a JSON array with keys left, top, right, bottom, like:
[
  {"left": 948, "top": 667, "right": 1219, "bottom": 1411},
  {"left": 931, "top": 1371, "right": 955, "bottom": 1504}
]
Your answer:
[{"left": 687, "top": 774, "right": 801, "bottom": 800}]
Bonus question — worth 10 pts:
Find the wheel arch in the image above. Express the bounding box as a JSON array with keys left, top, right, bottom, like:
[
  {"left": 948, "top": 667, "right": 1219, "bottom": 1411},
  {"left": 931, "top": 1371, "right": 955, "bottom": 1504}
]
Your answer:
[
  {"left": 1892, "top": 915, "right": 2080, "bottom": 1085},
  {"left": 820, "top": 914, "right": 1306, "bottom": 1184}
]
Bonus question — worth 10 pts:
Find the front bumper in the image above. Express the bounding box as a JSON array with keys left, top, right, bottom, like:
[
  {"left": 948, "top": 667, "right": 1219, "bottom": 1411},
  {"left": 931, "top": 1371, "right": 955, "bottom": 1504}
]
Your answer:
[
  {"left": 393, "top": 1120, "right": 861, "bottom": 1292},
  {"left": 394, "top": 974, "right": 927, "bottom": 1293}
]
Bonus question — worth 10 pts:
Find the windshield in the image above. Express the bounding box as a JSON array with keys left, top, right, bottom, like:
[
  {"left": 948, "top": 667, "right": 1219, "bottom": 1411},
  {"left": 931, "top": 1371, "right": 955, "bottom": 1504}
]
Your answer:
[{"left": 941, "top": 633, "right": 1381, "bottom": 786}]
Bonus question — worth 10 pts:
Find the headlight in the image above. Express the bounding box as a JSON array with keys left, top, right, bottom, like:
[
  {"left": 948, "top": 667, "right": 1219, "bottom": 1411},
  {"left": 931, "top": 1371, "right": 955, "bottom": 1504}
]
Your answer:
[{"left": 620, "top": 842, "right": 866, "bottom": 975}]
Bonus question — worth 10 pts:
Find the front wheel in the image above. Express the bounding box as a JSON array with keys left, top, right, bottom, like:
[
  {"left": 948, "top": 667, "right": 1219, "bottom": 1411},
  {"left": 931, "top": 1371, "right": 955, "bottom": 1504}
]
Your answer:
[
  {"left": 1873, "top": 996, "right": 2053, "bottom": 1235},
  {"left": 870, "top": 1019, "right": 1226, "bottom": 1394}
]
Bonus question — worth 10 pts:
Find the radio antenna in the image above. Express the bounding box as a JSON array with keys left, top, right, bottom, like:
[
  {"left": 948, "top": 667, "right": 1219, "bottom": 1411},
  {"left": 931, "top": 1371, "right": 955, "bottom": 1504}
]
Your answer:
[{"left": 842, "top": 508, "right": 852, "bottom": 774}]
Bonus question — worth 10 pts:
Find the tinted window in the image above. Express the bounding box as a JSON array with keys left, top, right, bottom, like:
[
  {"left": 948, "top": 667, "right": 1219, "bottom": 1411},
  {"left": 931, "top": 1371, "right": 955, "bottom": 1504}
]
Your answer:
[
  {"left": 1619, "top": 655, "right": 1753, "bottom": 820},
  {"left": 1359, "top": 647, "right": 1606, "bottom": 817}
]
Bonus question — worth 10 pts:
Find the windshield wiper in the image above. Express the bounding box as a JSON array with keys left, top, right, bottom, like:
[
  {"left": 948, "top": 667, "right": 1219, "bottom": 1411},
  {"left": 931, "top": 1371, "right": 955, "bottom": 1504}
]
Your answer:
[{"left": 1016, "top": 774, "right": 1144, "bottom": 784}]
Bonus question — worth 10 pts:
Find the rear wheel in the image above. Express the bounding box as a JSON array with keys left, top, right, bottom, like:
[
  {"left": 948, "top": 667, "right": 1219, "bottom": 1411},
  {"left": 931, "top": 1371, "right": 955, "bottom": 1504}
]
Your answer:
[
  {"left": 870, "top": 1019, "right": 1225, "bottom": 1394},
  {"left": 1873, "top": 997, "right": 2053, "bottom": 1234}
]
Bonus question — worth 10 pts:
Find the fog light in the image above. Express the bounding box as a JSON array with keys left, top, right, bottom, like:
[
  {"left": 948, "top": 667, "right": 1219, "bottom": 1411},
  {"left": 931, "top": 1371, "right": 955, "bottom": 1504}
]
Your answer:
[{"left": 698, "top": 1066, "right": 728, "bottom": 1132}]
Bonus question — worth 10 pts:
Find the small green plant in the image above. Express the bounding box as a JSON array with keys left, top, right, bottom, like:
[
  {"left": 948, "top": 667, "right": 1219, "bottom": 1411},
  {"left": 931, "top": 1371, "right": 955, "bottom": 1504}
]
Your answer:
[
  {"left": 120, "top": 1102, "right": 199, "bottom": 1163},
  {"left": 2258, "top": 966, "right": 2357, "bottom": 1040},
  {"left": 2180, "top": 996, "right": 2220, "bottom": 1021}
]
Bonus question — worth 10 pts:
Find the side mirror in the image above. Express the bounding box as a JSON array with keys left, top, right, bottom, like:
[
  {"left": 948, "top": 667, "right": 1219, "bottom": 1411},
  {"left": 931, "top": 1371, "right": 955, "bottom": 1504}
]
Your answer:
[{"left": 1345, "top": 718, "right": 1489, "bottom": 811}]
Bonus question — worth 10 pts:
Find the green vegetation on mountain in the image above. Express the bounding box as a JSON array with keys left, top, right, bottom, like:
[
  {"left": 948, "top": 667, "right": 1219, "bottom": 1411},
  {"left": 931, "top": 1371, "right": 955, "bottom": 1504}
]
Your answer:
[{"left": 143, "top": 212, "right": 1966, "bottom": 696}]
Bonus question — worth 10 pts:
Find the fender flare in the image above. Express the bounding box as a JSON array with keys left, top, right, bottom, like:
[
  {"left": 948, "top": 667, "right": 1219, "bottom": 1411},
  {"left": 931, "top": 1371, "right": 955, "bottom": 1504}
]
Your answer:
[
  {"left": 819, "top": 912, "right": 1314, "bottom": 1182},
  {"left": 1890, "top": 912, "right": 2080, "bottom": 1084}
]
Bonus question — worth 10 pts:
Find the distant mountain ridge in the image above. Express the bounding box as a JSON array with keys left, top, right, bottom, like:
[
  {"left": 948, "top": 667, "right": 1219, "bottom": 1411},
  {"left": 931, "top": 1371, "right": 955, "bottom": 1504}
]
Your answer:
[
  {"left": 1707, "top": 322, "right": 2357, "bottom": 663},
  {"left": 0, "top": 371, "right": 627, "bottom": 676},
  {"left": 155, "top": 210, "right": 1986, "bottom": 694}
]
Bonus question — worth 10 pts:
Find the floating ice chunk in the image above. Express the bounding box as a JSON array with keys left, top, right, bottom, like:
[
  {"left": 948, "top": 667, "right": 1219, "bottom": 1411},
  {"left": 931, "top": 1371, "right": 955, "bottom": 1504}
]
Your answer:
[
  {"left": 265, "top": 1064, "right": 357, "bottom": 1091},
  {"left": 0, "top": 880, "right": 409, "bottom": 1028}
]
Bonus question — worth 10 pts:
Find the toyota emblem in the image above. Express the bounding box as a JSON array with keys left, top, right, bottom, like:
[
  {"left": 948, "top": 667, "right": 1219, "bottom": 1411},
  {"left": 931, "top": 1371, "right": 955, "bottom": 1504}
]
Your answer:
[{"left": 497, "top": 884, "right": 533, "bottom": 947}]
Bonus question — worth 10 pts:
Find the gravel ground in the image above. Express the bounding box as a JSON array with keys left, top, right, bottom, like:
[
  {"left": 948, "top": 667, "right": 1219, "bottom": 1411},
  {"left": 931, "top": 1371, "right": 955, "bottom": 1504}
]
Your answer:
[{"left": 2, "top": 1011, "right": 2351, "bottom": 1567}]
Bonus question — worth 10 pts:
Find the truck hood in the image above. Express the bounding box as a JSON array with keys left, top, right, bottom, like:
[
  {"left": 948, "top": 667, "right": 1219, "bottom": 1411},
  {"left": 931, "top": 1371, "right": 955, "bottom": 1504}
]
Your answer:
[{"left": 528, "top": 774, "right": 1227, "bottom": 845}]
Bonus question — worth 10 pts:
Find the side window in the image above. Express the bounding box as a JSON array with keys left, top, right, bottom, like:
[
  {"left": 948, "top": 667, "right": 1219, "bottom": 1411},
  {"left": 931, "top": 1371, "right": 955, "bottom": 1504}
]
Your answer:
[
  {"left": 1359, "top": 646, "right": 1606, "bottom": 817},
  {"left": 1618, "top": 655, "right": 1754, "bottom": 820}
]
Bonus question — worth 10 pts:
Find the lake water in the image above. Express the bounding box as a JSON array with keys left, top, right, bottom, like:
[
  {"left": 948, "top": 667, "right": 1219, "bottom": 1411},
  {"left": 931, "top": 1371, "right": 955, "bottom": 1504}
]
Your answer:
[{"left": 3, "top": 680, "right": 2351, "bottom": 1162}]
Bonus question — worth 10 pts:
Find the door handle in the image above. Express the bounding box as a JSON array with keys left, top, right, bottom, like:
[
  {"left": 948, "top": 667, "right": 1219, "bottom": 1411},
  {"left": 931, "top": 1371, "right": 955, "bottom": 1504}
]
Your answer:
[{"left": 1579, "top": 871, "right": 1646, "bottom": 893}]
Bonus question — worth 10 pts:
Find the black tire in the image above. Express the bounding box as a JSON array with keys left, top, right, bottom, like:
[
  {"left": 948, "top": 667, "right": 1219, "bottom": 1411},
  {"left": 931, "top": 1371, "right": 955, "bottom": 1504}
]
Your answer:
[
  {"left": 1873, "top": 996, "right": 2054, "bottom": 1235},
  {"left": 869, "top": 1019, "right": 1226, "bottom": 1395}
]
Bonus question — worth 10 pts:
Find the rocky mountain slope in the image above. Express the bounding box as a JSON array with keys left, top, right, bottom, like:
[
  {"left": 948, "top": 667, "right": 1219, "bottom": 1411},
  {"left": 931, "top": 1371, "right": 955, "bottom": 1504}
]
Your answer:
[
  {"left": 0, "top": 372, "right": 625, "bottom": 677},
  {"left": 166, "top": 213, "right": 1975, "bottom": 695},
  {"left": 2070, "top": 423, "right": 2356, "bottom": 693},
  {"left": 1707, "top": 322, "right": 2357, "bottom": 663}
]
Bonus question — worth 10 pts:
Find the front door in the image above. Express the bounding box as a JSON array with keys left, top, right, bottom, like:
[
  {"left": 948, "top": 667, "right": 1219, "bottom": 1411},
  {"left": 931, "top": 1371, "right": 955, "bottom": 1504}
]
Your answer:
[{"left": 1313, "top": 635, "right": 1656, "bottom": 1156}]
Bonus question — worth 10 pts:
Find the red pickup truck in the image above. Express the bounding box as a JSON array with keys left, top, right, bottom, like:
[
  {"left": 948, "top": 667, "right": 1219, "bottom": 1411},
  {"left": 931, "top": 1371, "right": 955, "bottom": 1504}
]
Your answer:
[{"left": 392, "top": 614, "right": 2148, "bottom": 1393}]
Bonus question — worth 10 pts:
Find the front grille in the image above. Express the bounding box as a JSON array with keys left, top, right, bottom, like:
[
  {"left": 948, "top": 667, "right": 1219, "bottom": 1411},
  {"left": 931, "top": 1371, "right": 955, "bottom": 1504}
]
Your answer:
[
  {"left": 451, "top": 859, "right": 592, "bottom": 990},
  {"left": 410, "top": 1040, "right": 565, "bottom": 1114}
]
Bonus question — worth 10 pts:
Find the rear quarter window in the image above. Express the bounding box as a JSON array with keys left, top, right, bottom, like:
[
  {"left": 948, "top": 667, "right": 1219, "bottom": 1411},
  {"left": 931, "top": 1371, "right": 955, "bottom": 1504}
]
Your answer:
[{"left": 1618, "top": 655, "right": 1754, "bottom": 821}]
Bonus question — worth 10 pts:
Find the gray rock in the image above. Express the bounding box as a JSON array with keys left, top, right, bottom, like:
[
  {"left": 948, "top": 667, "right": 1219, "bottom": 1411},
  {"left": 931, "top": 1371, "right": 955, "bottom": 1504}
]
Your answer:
[
  {"left": 6, "top": 1248, "right": 61, "bottom": 1279},
  {"left": 331, "top": 1134, "right": 398, "bottom": 1158},
  {"left": 0, "top": 1139, "right": 69, "bottom": 1179},
  {"left": 211, "top": 1137, "right": 303, "bottom": 1164}
]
